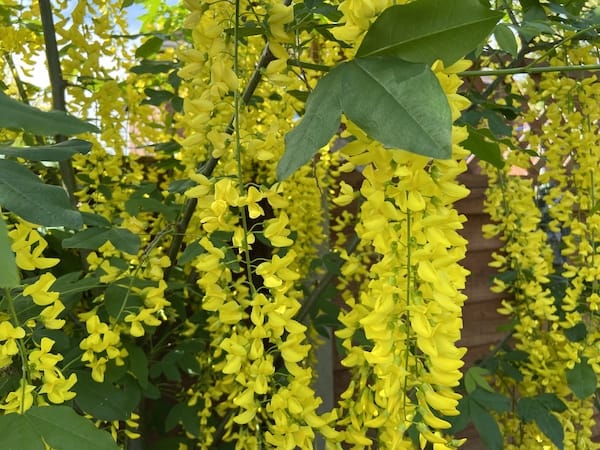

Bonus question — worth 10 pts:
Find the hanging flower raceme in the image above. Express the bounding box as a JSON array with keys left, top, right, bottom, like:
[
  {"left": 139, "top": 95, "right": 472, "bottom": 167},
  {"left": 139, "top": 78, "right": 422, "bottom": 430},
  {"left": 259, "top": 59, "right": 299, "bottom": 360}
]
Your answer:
[
  {"left": 332, "top": 60, "right": 472, "bottom": 449},
  {"left": 481, "top": 45, "right": 600, "bottom": 449}
]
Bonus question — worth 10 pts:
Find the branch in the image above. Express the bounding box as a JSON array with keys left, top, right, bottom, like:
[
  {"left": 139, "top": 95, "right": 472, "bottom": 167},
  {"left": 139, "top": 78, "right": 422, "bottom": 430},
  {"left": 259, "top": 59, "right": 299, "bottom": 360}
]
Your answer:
[
  {"left": 164, "top": 47, "right": 276, "bottom": 278},
  {"left": 4, "top": 54, "right": 31, "bottom": 105},
  {"left": 295, "top": 232, "right": 360, "bottom": 324},
  {"left": 460, "top": 63, "right": 600, "bottom": 77},
  {"left": 39, "top": 0, "right": 78, "bottom": 207}
]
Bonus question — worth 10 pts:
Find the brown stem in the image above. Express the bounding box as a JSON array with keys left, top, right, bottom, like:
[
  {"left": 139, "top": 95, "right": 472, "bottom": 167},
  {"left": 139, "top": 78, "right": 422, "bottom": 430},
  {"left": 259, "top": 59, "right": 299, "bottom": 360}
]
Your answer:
[{"left": 39, "top": 0, "right": 78, "bottom": 207}]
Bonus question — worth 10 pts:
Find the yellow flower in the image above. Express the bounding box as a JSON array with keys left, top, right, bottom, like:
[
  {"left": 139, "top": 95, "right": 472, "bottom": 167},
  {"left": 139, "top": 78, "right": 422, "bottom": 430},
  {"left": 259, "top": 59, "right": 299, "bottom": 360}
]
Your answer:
[
  {"left": 332, "top": 181, "right": 355, "bottom": 207},
  {"left": 23, "top": 272, "right": 59, "bottom": 306},
  {"left": 268, "top": 4, "right": 294, "bottom": 42},
  {"left": 243, "top": 186, "right": 264, "bottom": 219},
  {"left": 0, "top": 321, "right": 25, "bottom": 358},
  {"left": 28, "top": 337, "right": 62, "bottom": 375},
  {"left": 40, "top": 370, "right": 77, "bottom": 403},
  {"left": 0, "top": 380, "right": 35, "bottom": 413},
  {"left": 125, "top": 308, "right": 162, "bottom": 337},
  {"left": 255, "top": 251, "right": 300, "bottom": 289},
  {"left": 263, "top": 212, "right": 294, "bottom": 247},
  {"left": 9, "top": 224, "right": 59, "bottom": 270}
]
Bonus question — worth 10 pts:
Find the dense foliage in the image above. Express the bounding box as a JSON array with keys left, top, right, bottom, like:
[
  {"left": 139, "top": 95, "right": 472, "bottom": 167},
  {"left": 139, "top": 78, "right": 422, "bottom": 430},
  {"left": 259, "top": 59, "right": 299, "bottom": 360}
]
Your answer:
[{"left": 1, "top": 0, "right": 600, "bottom": 449}]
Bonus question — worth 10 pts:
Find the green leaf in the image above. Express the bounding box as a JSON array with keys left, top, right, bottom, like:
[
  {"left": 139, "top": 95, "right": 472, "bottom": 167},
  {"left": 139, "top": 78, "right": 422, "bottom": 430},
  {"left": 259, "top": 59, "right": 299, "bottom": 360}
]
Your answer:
[
  {"left": 356, "top": 0, "right": 503, "bottom": 65},
  {"left": 464, "top": 366, "right": 493, "bottom": 393},
  {"left": 165, "top": 403, "right": 200, "bottom": 436},
  {"left": 517, "top": 396, "right": 545, "bottom": 421},
  {"left": 343, "top": 58, "right": 451, "bottom": 153},
  {"left": 62, "top": 227, "right": 140, "bottom": 254},
  {"left": 74, "top": 372, "right": 141, "bottom": 421},
  {"left": 50, "top": 271, "right": 100, "bottom": 310},
  {"left": 135, "top": 36, "right": 163, "bottom": 58},
  {"left": 564, "top": 322, "right": 587, "bottom": 342},
  {"left": 178, "top": 241, "right": 205, "bottom": 265},
  {"left": 141, "top": 88, "right": 174, "bottom": 106},
  {"left": 0, "top": 407, "right": 42, "bottom": 450},
  {"left": 278, "top": 57, "right": 451, "bottom": 180},
  {"left": 462, "top": 125, "right": 505, "bottom": 168},
  {"left": 0, "top": 159, "right": 83, "bottom": 229},
  {"left": 483, "top": 109, "right": 513, "bottom": 137},
  {"left": 0, "top": 215, "right": 19, "bottom": 288},
  {"left": 0, "top": 139, "right": 92, "bottom": 161},
  {"left": 535, "top": 393, "right": 567, "bottom": 412},
  {"left": 130, "top": 59, "right": 176, "bottom": 74},
  {"left": 446, "top": 396, "right": 471, "bottom": 433},
  {"left": 103, "top": 283, "right": 142, "bottom": 319},
  {"left": 470, "top": 400, "right": 504, "bottom": 450},
  {"left": 0, "top": 91, "right": 99, "bottom": 136},
  {"left": 0, "top": 406, "right": 119, "bottom": 450},
  {"left": 518, "top": 20, "right": 554, "bottom": 40},
  {"left": 277, "top": 66, "right": 342, "bottom": 180},
  {"left": 566, "top": 358, "right": 597, "bottom": 399},
  {"left": 81, "top": 212, "right": 111, "bottom": 227},
  {"left": 519, "top": 396, "right": 564, "bottom": 449},
  {"left": 125, "top": 343, "right": 149, "bottom": 388},
  {"left": 494, "top": 23, "right": 518, "bottom": 57},
  {"left": 470, "top": 387, "right": 511, "bottom": 412},
  {"left": 287, "top": 89, "right": 310, "bottom": 103},
  {"left": 535, "top": 409, "right": 564, "bottom": 450}
]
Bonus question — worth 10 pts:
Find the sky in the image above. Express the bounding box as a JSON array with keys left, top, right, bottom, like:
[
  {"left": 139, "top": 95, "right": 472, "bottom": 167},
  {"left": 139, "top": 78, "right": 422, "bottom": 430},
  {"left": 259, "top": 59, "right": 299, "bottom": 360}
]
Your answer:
[{"left": 18, "top": 1, "right": 169, "bottom": 89}]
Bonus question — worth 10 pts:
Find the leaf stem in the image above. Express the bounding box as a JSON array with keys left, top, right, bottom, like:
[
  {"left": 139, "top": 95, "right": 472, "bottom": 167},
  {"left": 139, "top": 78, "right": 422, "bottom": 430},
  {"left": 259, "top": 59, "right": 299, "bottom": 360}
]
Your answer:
[
  {"left": 526, "top": 24, "right": 600, "bottom": 68},
  {"left": 233, "top": 6, "right": 257, "bottom": 298},
  {"left": 3, "top": 288, "right": 31, "bottom": 412},
  {"left": 460, "top": 63, "right": 600, "bottom": 77},
  {"left": 287, "top": 59, "right": 331, "bottom": 72},
  {"left": 403, "top": 204, "right": 411, "bottom": 420}
]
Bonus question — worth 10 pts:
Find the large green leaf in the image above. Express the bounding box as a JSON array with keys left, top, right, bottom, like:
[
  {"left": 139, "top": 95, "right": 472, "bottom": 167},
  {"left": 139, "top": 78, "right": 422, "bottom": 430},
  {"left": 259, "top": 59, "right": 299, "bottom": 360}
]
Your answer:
[
  {"left": 356, "top": 0, "right": 503, "bottom": 65},
  {"left": 566, "top": 358, "right": 597, "bottom": 399},
  {"left": 73, "top": 372, "right": 141, "bottom": 421},
  {"left": 277, "top": 67, "right": 342, "bottom": 180},
  {"left": 62, "top": 227, "right": 141, "bottom": 254},
  {"left": 0, "top": 139, "right": 92, "bottom": 161},
  {"left": 342, "top": 57, "right": 451, "bottom": 154},
  {"left": 470, "top": 400, "right": 503, "bottom": 450},
  {"left": 0, "top": 406, "right": 119, "bottom": 450},
  {"left": 0, "top": 215, "right": 19, "bottom": 288},
  {"left": 278, "top": 57, "right": 451, "bottom": 180},
  {"left": 0, "top": 91, "right": 99, "bottom": 136},
  {"left": 0, "top": 159, "right": 82, "bottom": 229}
]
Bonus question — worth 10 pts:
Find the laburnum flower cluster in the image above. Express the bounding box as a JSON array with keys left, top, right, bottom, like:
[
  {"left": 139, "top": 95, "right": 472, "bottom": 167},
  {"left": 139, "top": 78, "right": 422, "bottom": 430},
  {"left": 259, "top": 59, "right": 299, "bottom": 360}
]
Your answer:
[
  {"left": 1, "top": 0, "right": 501, "bottom": 449},
  {"left": 482, "top": 45, "right": 600, "bottom": 449},
  {"left": 330, "top": 61, "right": 472, "bottom": 449},
  {"left": 176, "top": 0, "right": 340, "bottom": 446},
  {"left": 1, "top": 221, "right": 76, "bottom": 413}
]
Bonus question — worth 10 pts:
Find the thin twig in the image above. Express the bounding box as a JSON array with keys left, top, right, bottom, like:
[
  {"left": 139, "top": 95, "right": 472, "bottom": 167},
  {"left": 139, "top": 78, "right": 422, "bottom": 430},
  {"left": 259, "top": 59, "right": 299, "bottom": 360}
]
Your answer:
[
  {"left": 460, "top": 63, "right": 600, "bottom": 77},
  {"left": 164, "top": 47, "right": 276, "bottom": 278}
]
